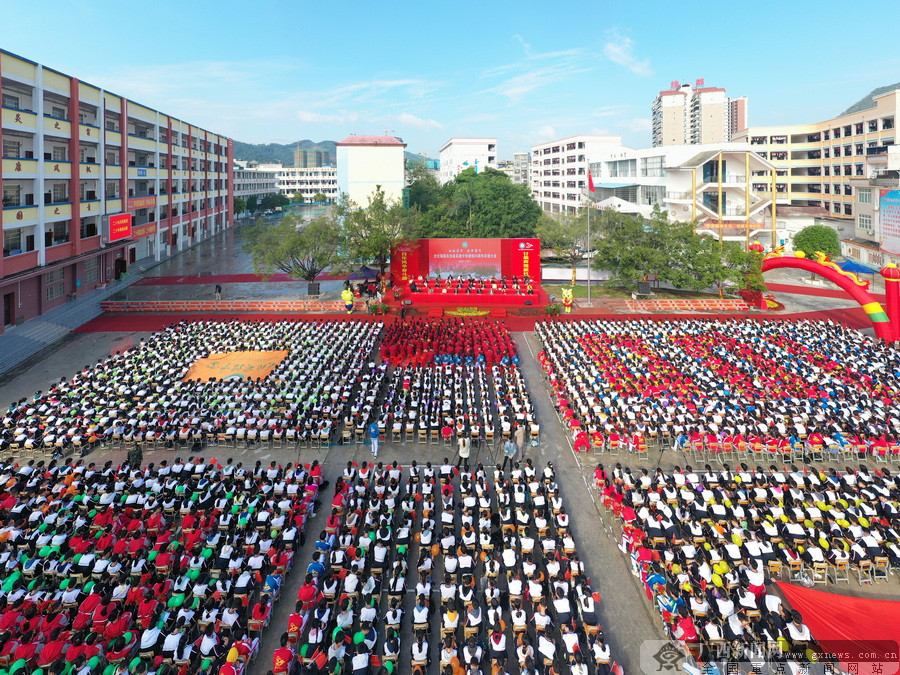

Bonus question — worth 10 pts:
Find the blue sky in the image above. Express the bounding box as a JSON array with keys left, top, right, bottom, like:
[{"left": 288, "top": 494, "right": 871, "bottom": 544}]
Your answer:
[{"left": 4, "top": 0, "right": 900, "bottom": 158}]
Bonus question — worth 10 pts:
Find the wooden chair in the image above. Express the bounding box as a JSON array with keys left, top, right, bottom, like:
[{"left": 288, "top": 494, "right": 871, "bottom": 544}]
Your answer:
[
  {"left": 827, "top": 559, "right": 850, "bottom": 585},
  {"left": 853, "top": 559, "right": 874, "bottom": 585},
  {"left": 872, "top": 556, "right": 890, "bottom": 583},
  {"left": 810, "top": 561, "right": 828, "bottom": 585}
]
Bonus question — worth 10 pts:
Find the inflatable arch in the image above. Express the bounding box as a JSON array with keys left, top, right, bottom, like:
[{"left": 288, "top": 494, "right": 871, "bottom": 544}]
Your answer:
[{"left": 756, "top": 246, "right": 900, "bottom": 343}]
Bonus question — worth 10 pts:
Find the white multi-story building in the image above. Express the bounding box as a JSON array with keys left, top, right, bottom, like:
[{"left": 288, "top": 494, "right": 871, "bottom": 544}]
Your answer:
[
  {"left": 438, "top": 137, "right": 498, "bottom": 184},
  {"left": 233, "top": 162, "right": 278, "bottom": 202},
  {"left": 652, "top": 81, "right": 748, "bottom": 147},
  {"left": 530, "top": 134, "right": 621, "bottom": 213},
  {"left": 512, "top": 152, "right": 530, "bottom": 185},
  {"left": 587, "top": 142, "right": 778, "bottom": 242},
  {"left": 255, "top": 163, "right": 338, "bottom": 202},
  {"left": 336, "top": 135, "right": 406, "bottom": 205}
]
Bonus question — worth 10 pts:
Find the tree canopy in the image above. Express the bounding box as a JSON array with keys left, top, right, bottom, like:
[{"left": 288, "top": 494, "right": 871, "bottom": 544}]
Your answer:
[
  {"left": 408, "top": 166, "right": 542, "bottom": 239},
  {"left": 792, "top": 224, "right": 840, "bottom": 257},
  {"left": 335, "top": 187, "right": 422, "bottom": 274},
  {"left": 592, "top": 205, "right": 763, "bottom": 292},
  {"left": 535, "top": 208, "right": 597, "bottom": 284},
  {"left": 313, "top": 192, "right": 328, "bottom": 203},
  {"left": 243, "top": 213, "right": 342, "bottom": 281}
]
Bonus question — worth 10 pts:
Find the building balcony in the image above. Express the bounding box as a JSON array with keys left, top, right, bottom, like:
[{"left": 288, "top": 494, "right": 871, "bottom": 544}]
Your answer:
[
  {"left": 78, "top": 123, "right": 101, "bottom": 142},
  {"left": 42, "top": 159, "right": 71, "bottom": 178},
  {"left": 79, "top": 162, "right": 101, "bottom": 178},
  {"left": 106, "top": 198, "right": 123, "bottom": 212},
  {"left": 106, "top": 165, "right": 122, "bottom": 179},
  {"left": 80, "top": 199, "right": 102, "bottom": 215},
  {"left": 128, "top": 166, "right": 158, "bottom": 179},
  {"left": 44, "top": 202, "right": 72, "bottom": 221},
  {"left": 2, "top": 106, "right": 37, "bottom": 131},
  {"left": 2, "top": 204, "right": 39, "bottom": 224},
  {"left": 43, "top": 115, "right": 71, "bottom": 137},
  {"left": 2, "top": 250, "right": 39, "bottom": 275},
  {"left": 128, "top": 134, "right": 157, "bottom": 151},
  {"left": 46, "top": 242, "right": 76, "bottom": 264},
  {"left": 105, "top": 130, "right": 122, "bottom": 147},
  {"left": 2, "top": 157, "right": 38, "bottom": 176}
]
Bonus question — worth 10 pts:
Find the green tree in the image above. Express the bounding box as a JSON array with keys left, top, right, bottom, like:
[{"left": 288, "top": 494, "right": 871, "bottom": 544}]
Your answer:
[
  {"left": 687, "top": 237, "right": 763, "bottom": 295},
  {"left": 792, "top": 224, "right": 840, "bottom": 257},
  {"left": 234, "top": 196, "right": 246, "bottom": 216},
  {"left": 591, "top": 209, "right": 663, "bottom": 289},
  {"left": 243, "top": 213, "right": 343, "bottom": 281},
  {"left": 535, "top": 209, "right": 595, "bottom": 285},
  {"left": 313, "top": 192, "right": 327, "bottom": 203},
  {"left": 246, "top": 195, "right": 258, "bottom": 213},
  {"left": 407, "top": 160, "right": 442, "bottom": 212},
  {"left": 291, "top": 191, "right": 305, "bottom": 204},
  {"left": 261, "top": 193, "right": 290, "bottom": 211},
  {"left": 336, "top": 187, "right": 422, "bottom": 275}
]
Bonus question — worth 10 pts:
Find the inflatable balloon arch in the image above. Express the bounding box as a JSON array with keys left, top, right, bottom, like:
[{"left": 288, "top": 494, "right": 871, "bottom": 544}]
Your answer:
[{"left": 749, "top": 242, "right": 900, "bottom": 343}]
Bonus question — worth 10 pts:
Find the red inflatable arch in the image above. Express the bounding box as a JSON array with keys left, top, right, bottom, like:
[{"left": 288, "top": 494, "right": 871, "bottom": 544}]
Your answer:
[{"left": 758, "top": 248, "right": 900, "bottom": 343}]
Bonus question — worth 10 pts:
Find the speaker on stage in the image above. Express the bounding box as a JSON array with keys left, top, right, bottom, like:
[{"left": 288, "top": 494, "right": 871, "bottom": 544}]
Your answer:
[
  {"left": 637, "top": 281, "right": 651, "bottom": 295},
  {"left": 403, "top": 300, "right": 413, "bottom": 306},
  {"left": 524, "top": 300, "right": 532, "bottom": 306},
  {"left": 307, "top": 282, "right": 321, "bottom": 296}
]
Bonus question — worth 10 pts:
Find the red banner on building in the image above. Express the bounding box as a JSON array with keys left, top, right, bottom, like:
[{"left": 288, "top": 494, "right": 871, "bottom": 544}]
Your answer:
[
  {"left": 128, "top": 195, "right": 157, "bottom": 210},
  {"left": 108, "top": 213, "right": 133, "bottom": 242},
  {"left": 132, "top": 222, "right": 158, "bottom": 239}
]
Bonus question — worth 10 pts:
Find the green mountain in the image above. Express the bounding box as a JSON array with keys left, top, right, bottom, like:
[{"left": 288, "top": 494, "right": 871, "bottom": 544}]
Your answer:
[
  {"left": 841, "top": 83, "right": 900, "bottom": 116},
  {"left": 233, "top": 139, "right": 338, "bottom": 166}
]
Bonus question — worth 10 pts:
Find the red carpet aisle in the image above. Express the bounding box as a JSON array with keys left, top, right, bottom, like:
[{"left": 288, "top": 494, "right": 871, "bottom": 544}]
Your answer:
[{"left": 132, "top": 272, "right": 346, "bottom": 286}]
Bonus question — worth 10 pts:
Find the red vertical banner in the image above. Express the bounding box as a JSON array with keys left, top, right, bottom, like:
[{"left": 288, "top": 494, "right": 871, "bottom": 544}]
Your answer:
[{"left": 390, "top": 240, "right": 420, "bottom": 283}]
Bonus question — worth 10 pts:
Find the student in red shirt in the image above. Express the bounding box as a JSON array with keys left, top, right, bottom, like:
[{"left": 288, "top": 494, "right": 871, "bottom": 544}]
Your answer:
[{"left": 272, "top": 633, "right": 295, "bottom": 675}]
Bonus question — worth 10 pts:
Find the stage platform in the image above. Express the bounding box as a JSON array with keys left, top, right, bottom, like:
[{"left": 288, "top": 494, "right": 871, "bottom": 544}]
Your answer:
[{"left": 384, "top": 284, "right": 551, "bottom": 313}]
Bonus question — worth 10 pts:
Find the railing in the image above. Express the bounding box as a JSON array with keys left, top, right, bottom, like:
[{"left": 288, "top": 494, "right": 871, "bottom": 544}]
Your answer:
[{"left": 100, "top": 299, "right": 357, "bottom": 313}]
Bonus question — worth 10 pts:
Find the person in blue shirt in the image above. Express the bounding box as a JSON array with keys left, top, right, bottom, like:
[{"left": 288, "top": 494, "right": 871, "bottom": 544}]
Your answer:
[
  {"left": 307, "top": 552, "right": 326, "bottom": 577},
  {"left": 368, "top": 420, "right": 380, "bottom": 458}
]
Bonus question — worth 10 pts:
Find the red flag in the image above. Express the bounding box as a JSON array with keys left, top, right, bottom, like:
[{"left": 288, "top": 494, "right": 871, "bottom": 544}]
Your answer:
[{"left": 588, "top": 172, "right": 595, "bottom": 192}]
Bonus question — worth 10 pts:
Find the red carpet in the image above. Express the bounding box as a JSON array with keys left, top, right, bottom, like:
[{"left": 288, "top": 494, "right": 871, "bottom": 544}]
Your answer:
[
  {"left": 384, "top": 285, "right": 550, "bottom": 310},
  {"left": 132, "top": 272, "right": 345, "bottom": 286},
  {"left": 766, "top": 282, "right": 886, "bottom": 302}
]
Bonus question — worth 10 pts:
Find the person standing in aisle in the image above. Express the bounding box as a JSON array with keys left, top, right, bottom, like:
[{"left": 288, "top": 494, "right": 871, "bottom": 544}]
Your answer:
[
  {"left": 368, "top": 420, "right": 380, "bottom": 458},
  {"left": 514, "top": 423, "right": 527, "bottom": 461},
  {"left": 457, "top": 432, "right": 471, "bottom": 472},
  {"left": 215, "top": 284, "right": 222, "bottom": 301}
]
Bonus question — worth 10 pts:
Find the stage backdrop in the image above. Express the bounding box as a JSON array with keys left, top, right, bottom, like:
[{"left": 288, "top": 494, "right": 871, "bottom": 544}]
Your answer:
[{"left": 391, "top": 238, "right": 541, "bottom": 284}]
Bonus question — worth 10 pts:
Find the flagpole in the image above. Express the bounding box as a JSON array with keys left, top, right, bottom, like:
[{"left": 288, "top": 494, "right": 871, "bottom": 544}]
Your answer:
[{"left": 587, "top": 203, "right": 591, "bottom": 303}]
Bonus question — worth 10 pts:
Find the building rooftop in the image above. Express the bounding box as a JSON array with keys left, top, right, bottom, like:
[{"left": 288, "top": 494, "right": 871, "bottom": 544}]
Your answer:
[{"left": 337, "top": 135, "right": 406, "bottom": 147}]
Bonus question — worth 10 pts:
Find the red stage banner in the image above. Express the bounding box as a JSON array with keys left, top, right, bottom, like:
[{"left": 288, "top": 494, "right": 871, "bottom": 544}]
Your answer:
[
  {"left": 391, "top": 238, "right": 541, "bottom": 282},
  {"left": 428, "top": 238, "right": 502, "bottom": 277}
]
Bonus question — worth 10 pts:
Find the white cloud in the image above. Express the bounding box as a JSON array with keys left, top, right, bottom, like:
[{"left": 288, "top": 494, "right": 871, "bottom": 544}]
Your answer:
[
  {"left": 624, "top": 117, "right": 652, "bottom": 132},
  {"left": 398, "top": 113, "right": 442, "bottom": 130},
  {"left": 603, "top": 30, "right": 652, "bottom": 76},
  {"left": 512, "top": 34, "right": 533, "bottom": 56},
  {"left": 535, "top": 125, "right": 556, "bottom": 141}
]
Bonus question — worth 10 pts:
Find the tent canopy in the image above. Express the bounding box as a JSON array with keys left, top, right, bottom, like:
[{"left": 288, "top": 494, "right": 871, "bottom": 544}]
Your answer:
[
  {"left": 837, "top": 259, "right": 878, "bottom": 274},
  {"left": 776, "top": 581, "right": 900, "bottom": 675},
  {"left": 347, "top": 266, "right": 380, "bottom": 280}
]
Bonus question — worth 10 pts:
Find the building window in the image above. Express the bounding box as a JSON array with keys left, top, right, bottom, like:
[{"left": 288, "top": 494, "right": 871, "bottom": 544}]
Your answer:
[
  {"left": 844, "top": 125, "right": 852, "bottom": 136},
  {"left": 83, "top": 256, "right": 99, "bottom": 284},
  {"left": 859, "top": 188, "right": 871, "bottom": 204},
  {"left": 51, "top": 184, "right": 68, "bottom": 203},
  {"left": 823, "top": 130, "right": 830, "bottom": 140},
  {"left": 844, "top": 204, "right": 853, "bottom": 216},
  {"left": 2, "top": 184, "right": 21, "bottom": 207},
  {"left": 2, "top": 93, "right": 20, "bottom": 109},
  {"left": 884, "top": 118, "right": 895, "bottom": 130},
  {"left": 856, "top": 143, "right": 864, "bottom": 155},
  {"left": 824, "top": 148, "right": 830, "bottom": 158},
  {"left": 50, "top": 106, "right": 67, "bottom": 120},
  {"left": 869, "top": 120, "right": 879, "bottom": 132},
  {"left": 80, "top": 218, "right": 98, "bottom": 238},
  {"left": 45, "top": 268, "right": 65, "bottom": 301},
  {"left": 844, "top": 185, "right": 853, "bottom": 196},
  {"left": 833, "top": 128, "right": 841, "bottom": 138},
  {"left": 3, "top": 228, "right": 22, "bottom": 257},
  {"left": 859, "top": 213, "right": 873, "bottom": 229},
  {"left": 856, "top": 123, "right": 864, "bottom": 134},
  {"left": 856, "top": 164, "right": 865, "bottom": 176},
  {"left": 2, "top": 139, "right": 21, "bottom": 157},
  {"left": 49, "top": 222, "right": 69, "bottom": 245}
]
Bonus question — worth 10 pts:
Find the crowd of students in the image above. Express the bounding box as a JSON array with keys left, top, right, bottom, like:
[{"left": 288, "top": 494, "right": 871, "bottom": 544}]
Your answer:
[
  {"left": 273, "top": 459, "right": 620, "bottom": 675},
  {"left": 0, "top": 455, "right": 323, "bottom": 675},
  {"left": 1, "top": 320, "right": 384, "bottom": 455},
  {"left": 537, "top": 318, "right": 900, "bottom": 457},
  {"left": 595, "top": 462, "right": 900, "bottom": 667},
  {"left": 380, "top": 319, "right": 518, "bottom": 366}
]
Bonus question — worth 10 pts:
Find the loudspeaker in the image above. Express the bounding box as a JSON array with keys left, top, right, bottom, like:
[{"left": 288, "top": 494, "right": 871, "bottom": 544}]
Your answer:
[
  {"left": 307, "top": 282, "right": 320, "bottom": 296},
  {"left": 524, "top": 300, "right": 532, "bottom": 306},
  {"left": 637, "top": 281, "right": 651, "bottom": 295},
  {"left": 403, "top": 300, "right": 413, "bottom": 306}
]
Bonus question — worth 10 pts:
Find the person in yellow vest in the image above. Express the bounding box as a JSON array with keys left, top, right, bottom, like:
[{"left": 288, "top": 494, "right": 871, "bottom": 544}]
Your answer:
[{"left": 341, "top": 288, "right": 354, "bottom": 314}]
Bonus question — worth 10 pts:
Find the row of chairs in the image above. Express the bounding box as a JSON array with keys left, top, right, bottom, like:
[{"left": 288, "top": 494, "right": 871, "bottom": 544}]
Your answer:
[{"left": 767, "top": 556, "right": 895, "bottom": 586}]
